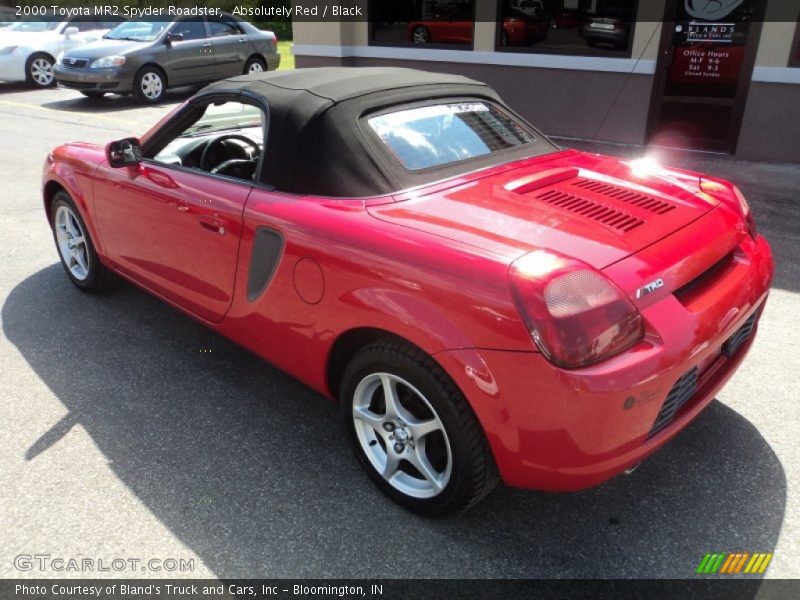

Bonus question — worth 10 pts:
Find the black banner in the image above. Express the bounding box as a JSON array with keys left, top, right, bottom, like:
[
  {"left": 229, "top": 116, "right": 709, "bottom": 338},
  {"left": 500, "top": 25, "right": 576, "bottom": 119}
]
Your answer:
[
  {"left": 2, "top": 0, "right": 800, "bottom": 23},
  {"left": 3, "top": 579, "right": 800, "bottom": 600}
]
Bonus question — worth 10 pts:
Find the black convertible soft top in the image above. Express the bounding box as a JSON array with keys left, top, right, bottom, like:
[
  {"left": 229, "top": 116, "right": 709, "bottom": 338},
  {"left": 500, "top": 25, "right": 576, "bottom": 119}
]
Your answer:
[{"left": 197, "top": 67, "right": 554, "bottom": 197}]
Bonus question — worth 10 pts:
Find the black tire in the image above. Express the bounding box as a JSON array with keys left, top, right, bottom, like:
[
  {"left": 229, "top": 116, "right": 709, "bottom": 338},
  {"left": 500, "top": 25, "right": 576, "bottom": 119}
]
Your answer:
[
  {"left": 26, "top": 53, "right": 56, "bottom": 88},
  {"left": 133, "top": 66, "right": 166, "bottom": 104},
  {"left": 340, "top": 339, "right": 499, "bottom": 516},
  {"left": 80, "top": 91, "right": 106, "bottom": 99},
  {"left": 243, "top": 55, "right": 267, "bottom": 75},
  {"left": 50, "top": 191, "right": 114, "bottom": 292},
  {"left": 411, "top": 26, "right": 431, "bottom": 44}
]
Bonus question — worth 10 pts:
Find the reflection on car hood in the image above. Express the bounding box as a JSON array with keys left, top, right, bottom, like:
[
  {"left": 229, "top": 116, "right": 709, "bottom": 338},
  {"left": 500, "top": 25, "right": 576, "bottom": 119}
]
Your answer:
[
  {"left": 369, "top": 149, "right": 719, "bottom": 269},
  {"left": 62, "top": 37, "right": 149, "bottom": 58}
]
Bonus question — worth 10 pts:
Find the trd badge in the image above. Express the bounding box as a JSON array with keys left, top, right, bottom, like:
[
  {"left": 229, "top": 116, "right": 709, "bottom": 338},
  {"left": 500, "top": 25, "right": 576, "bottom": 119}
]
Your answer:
[{"left": 636, "top": 278, "right": 664, "bottom": 299}]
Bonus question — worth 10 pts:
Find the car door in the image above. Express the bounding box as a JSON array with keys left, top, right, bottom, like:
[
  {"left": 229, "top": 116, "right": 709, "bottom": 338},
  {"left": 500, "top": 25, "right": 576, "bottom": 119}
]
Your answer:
[
  {"left": 165, "top": 18, "right": 214, "bottom": 86},
  {"left": 93, "top": 97, "right": 266, "bottom": 323},
  {"left": 208, "top": 16, "right": 248, "bottom": 78}
]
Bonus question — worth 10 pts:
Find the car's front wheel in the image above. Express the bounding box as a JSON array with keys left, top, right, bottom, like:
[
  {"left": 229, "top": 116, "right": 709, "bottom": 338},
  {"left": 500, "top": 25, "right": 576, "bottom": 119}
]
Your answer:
[
  {"left": 50, "top": 191, "right": 113, "bottom": 292},
  {"left": 341, "top": 339, "right": 499, "bottom": 516},
  {"left": 26, "top": 53, "right": 55, "bottom": 88},
  {"left": 133, "top": 66, "right": 166, "bottom": 104}
]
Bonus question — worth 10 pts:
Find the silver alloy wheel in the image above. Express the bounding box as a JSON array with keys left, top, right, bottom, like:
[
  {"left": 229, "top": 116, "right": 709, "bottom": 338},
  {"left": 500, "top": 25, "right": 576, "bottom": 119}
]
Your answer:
[
  {"left": 412, "top": 27, "right": 429, "bottom": 43},
  {"left": 30, "top": 57, "right": 54, "bottom": 86},
  {"left": 54, "top": 205, "right": 89, "bottom": 281},
  {"left": 140, "top": 71, "right": 163, "bottom": 100},
  {"left": 248, "top": 61, "right": 264, "bottom": 74},
  {"left": 352, "top": 372, "right": 452, "bottom": 498}
]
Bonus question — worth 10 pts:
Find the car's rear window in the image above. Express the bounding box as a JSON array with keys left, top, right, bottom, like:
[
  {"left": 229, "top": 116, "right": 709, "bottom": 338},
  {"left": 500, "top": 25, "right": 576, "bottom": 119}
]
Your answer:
[{"left": 367, "top": 101, "right": 535, "bottom": 171}]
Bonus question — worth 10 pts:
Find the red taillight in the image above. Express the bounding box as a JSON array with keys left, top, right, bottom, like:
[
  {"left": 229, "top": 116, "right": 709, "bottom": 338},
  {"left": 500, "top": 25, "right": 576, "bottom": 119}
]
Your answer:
[{"left": 509, "top": 251, "right": 644, "bottom": 369}]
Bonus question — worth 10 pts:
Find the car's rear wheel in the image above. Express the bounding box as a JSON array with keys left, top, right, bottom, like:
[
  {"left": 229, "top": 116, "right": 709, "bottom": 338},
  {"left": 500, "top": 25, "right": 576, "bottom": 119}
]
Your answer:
[
  {"left": 244, "top": 56, "right": 267, "bottom": 75},
  {"left": 80, "top": 91, "right": 106, "bottom": 99},
  {"left": 26, "top": 53, "right": 55, "bottom": 88},
  {"left": 412, "top": 26, "right": 431, "bottom": 44},
  {"left": 133, "top": 66, "right": 166, "bottom": 104},
  {"left": 50, "top": 191, "right": 113, "bottom": 292},
  {"left": 340, "top": 339, "right": 499, "bottom": 516}
]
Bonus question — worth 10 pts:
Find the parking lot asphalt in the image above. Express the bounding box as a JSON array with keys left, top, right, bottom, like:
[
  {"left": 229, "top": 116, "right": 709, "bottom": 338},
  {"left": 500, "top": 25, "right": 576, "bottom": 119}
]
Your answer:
[{"left": 0, "top": 84, "right": 798, "bottom": 580}]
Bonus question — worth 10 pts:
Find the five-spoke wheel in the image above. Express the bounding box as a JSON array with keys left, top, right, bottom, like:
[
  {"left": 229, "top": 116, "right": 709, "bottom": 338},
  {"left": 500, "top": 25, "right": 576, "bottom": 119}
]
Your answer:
[
  {"left": 353, "top": 372, "right": 452, "bottom": 499},
  {"left": 342, "top": 339, "right": 498, "bottom": 515},
  {"left": 50, "top": 190, "right": 113, "bottom": 292},
  {"left": 54, "top": 204, "right": 90, "bottom": 281}
]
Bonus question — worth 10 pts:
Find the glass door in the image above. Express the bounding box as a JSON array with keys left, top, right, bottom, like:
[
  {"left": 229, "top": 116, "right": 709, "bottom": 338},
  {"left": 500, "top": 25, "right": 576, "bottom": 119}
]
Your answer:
[{"left": 647, "top": 0, "right": 766, "bottom": 153}]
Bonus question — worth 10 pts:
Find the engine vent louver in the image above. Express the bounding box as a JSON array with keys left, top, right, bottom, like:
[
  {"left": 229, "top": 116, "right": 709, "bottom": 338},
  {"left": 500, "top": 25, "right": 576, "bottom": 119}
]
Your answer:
[
  {"left": 572, "top": 178, "right": 676, "bottom": 215},
  {"left": 533, "top": 189, "right": 645, "bottom": 233}
]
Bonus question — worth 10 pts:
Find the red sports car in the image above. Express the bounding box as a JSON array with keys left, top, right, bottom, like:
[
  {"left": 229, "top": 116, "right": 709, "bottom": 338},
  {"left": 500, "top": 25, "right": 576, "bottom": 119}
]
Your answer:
[
  {"left": 408, "top": 12, "right": 547, "bottom": 46},
  {"left": 43, "top": 68, "right": 773, "bottom": 515}
]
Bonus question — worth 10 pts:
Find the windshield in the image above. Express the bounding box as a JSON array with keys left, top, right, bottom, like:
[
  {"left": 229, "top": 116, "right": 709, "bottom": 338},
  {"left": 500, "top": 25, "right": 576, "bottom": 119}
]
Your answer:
[
  {"left": 368, "top": 101, "right": 536, "bottom": 171},
  {"left": 7, "top": 21, "right": 61, "bottom": 32},
  {"left": 105, "top": 20, "right": 169, "bottom": 41},
  {"left": 182, "top": 101, "right": 263, "bottom": 136}
]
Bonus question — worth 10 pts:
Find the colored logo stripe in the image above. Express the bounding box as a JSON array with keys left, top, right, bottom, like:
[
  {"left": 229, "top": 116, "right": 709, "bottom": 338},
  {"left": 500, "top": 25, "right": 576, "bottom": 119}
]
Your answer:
[{"left": 698, "top": 552, "right": 773, "bottom": 574}]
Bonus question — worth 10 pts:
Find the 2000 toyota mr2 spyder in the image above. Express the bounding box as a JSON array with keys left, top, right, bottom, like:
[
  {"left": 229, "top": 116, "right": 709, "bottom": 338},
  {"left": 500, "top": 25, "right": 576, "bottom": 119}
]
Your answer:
[{"left": 43, "top": 68, "right": 773, "bottom": 515}]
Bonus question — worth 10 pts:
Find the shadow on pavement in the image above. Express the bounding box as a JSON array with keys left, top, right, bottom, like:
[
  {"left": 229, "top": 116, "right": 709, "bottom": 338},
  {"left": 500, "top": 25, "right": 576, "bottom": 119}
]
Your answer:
[
  {"left": 3, "top": 265, "right": 787, "bottom": 579},
  {"left": 0, "top": 82, "right": 32, "bottom": 93},
  {"left": 41, "top": 87, "right": 196, "bottom": 113}
]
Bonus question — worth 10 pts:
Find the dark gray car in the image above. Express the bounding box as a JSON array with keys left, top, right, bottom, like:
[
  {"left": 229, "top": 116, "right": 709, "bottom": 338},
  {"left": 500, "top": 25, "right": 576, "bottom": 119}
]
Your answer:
[{"left": 54, "top": 15, "right": 280, "bottom": 103}]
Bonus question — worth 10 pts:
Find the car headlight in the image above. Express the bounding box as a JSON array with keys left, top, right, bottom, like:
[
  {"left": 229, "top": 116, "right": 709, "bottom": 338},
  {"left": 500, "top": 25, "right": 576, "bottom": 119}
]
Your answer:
[
  {"left": 90, "top": 55, "right": 126, "bottom": 68},
  {"left": 0, "top": 45, "right": 17, "bottom": 55}
]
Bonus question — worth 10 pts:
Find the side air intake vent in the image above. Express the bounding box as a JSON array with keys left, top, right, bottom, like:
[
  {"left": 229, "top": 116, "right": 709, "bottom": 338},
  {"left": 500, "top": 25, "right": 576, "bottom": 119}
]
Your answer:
[
  {"left": 572, "top": 178, "right": 676, "bottom": 215},
  {"left": 533, "top": 189, "right": 645, "bottom": 233},
  {"left": 648, "top": 367, "right": 699, "bottom": 438}
]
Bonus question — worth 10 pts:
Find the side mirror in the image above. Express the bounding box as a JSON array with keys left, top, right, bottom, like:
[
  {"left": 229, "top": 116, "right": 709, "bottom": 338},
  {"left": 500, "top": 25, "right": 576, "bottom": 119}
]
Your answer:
[
  {"left": 107, "top": 138, "right": 143, "bottom": 168},
  {"left": 166, "top": 33, "right": 184, "bottom": 46},
  {"left": 64, "top": 26, "right": 79, "bottom": 38}
]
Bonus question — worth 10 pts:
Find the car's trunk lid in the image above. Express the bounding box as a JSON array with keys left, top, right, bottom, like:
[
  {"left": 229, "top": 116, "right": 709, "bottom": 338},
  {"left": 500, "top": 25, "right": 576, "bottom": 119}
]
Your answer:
[{"left": 368, "top": 150, "right": 718, "bottom": 269}]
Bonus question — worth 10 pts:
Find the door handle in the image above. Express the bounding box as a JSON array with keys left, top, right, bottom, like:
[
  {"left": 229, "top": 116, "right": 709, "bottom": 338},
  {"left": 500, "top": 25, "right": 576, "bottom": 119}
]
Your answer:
[
  {"left": 200, "top": 220, "right": 225, "bottom": 235},
  {"left": 238, "top": 38, "right": 247, "bottom": 43}
]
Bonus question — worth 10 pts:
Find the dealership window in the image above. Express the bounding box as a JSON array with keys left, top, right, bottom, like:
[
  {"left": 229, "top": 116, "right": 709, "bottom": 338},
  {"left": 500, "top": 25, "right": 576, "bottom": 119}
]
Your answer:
[
  {"left": 369, "top": 0, "right": 476, "bottom": 47},
  {"left": 496, "top": 0, "right": 638, "bottom": 58}
]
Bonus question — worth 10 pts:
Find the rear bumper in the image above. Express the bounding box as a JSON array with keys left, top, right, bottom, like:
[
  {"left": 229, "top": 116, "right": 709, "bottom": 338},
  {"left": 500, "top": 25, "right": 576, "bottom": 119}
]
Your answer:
[
  {"left": 436, "top": 234, "right": 773, "bottom": 491},
  {"left": 54, "top": 65, "right": 133, "bottom": 93}
]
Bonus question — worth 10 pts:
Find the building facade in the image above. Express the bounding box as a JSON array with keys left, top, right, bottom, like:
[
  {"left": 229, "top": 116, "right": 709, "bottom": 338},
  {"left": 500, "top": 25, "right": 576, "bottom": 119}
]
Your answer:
[{"left": 292, "top": 0, "right": 800, "bottom": 161}]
